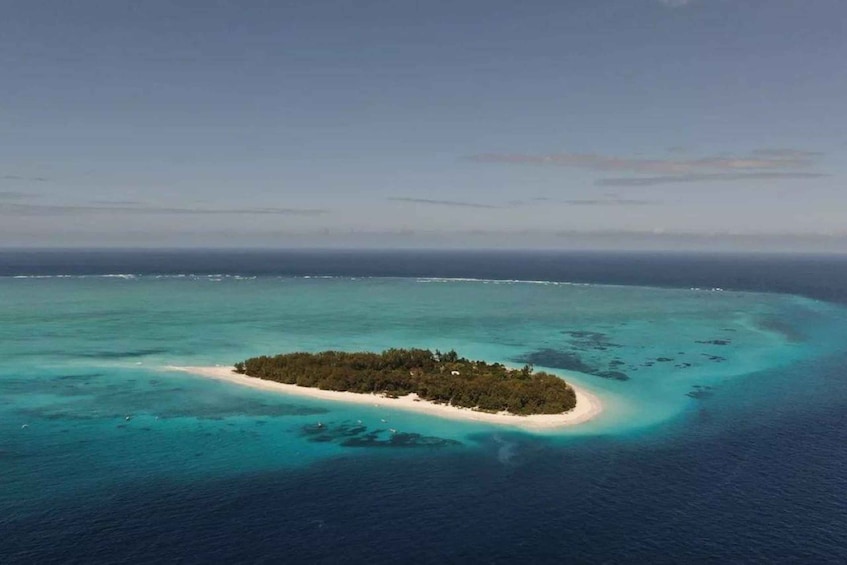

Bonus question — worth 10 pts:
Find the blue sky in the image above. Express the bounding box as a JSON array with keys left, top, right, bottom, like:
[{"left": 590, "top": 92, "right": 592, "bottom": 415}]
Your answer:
[{"left": 1, "top": 0, "right": 845, "bottom": 250}]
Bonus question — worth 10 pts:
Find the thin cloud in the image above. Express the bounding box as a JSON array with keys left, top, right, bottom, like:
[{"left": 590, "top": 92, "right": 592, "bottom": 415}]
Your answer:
[
  {"left": 751, "top": 148, "right": 823, "bottom": 159},
  {"left": 0, "top": 191, "right": 39, "bottom": 200},
  {"left": 0, "top": 202, "right": 328, "bottom": 217},
  {"left": 658, "top": 0, "right": 693, "bottom": 7},
  {"left": 1, "top": 174, "right": 50, "bottom": 182},
  {"left": 532, "top": 197, "right": 655, "bottom": 206},
  {"left": 468, "top": 150, "right": 818, "bottom": 174},
  {"left": 388, "top": 197, "right": 500, "bottom": 209},
  {"left": 87, "top": 200, "right": 146, "bottom": 206},
  {"left": 562, "top": 198, "right": 655, "bottom": 206},
  {"left": 597, "top": 172, "right": 828, "bottom": 187}
]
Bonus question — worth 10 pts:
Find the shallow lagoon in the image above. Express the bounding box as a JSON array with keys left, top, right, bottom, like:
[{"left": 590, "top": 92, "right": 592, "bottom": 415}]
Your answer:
[{"left": 2, "top": 277, "right": 841, "bottom": 459}]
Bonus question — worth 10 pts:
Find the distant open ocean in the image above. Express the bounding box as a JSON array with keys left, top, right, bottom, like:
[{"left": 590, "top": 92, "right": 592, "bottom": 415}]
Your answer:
[{"left": 2, "top": 250, "right": 846, "bottom": 563}]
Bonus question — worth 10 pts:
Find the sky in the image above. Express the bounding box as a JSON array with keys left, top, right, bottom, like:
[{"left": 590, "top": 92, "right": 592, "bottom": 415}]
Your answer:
[{"left": 1, "top": 0, "right": 846, "bottom": 251}]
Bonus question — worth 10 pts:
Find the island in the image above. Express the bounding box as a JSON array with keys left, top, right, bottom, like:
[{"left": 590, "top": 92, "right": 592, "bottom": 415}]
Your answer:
[{"left": 167, "top": 348, "right": 602, "bottom": 429}]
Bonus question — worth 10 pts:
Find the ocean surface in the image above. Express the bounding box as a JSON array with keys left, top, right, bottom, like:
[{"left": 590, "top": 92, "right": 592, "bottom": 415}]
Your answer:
[{"left": 2, "top": 250, "right": 846, "bottom": 563}]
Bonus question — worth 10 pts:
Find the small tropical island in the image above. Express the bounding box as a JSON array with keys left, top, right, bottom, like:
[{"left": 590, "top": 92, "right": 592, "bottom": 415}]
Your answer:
[
  {"left": 167, "top": 348, "right": 602, "bottom": 429},
  {"left": 235, "top": 348, "right": 576, "bottom": 415}
]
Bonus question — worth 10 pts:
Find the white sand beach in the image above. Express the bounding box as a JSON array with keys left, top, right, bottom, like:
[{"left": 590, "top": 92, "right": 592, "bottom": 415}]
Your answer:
[{"left": 164, "top": 365, "right": 603, "bottom": 430}]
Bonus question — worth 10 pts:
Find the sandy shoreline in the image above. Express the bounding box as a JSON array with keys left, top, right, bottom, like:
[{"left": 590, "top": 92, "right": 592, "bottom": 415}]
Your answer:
[{"left": 164, "top": 365, "right": 603, "bottom": 430}]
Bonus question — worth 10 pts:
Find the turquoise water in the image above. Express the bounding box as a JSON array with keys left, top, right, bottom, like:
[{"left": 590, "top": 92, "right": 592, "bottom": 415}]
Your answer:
[
  {"left": 3, "top": 275, "right": 843, "bottom": 506},
  {"left": 3, "top": 251, "right": 847, "bottom": 562}
]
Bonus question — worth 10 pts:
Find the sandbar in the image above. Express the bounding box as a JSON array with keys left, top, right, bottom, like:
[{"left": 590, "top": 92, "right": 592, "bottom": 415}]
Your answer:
[{"left": 165, "top": 365, "right": 602, "bottom": 429}]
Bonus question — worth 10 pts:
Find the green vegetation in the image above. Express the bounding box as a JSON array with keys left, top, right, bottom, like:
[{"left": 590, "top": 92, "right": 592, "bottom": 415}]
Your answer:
[{"left": 234, "top": 348, "right": 576, "bottom": 415}]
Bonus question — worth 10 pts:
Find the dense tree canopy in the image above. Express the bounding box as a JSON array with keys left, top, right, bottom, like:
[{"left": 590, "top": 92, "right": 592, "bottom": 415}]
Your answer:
[{"left": 235, "top": 348, "right": 576, "bottom": 415}]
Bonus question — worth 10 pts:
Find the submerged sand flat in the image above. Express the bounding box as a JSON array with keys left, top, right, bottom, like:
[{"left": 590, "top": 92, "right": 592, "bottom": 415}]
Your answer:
[{"left": 165, "top": 365, "right": 603, "bottom": 430}]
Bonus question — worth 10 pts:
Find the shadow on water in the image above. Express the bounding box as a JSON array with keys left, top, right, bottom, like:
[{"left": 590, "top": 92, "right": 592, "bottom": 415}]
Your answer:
[
  {"left": 74, "top": 348, "right": 172, "bottom": 359},
  {"left": 300, "top": 421, "right": 462, "bottom": 449},
  {"left": 513, "top": 348, "right": 631, "bottom": 381}
]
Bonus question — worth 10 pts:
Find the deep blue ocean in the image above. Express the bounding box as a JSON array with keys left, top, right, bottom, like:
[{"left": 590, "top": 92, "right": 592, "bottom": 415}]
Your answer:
[{"left": 2, "top": 250, "right": 846, "bottom": 563}]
